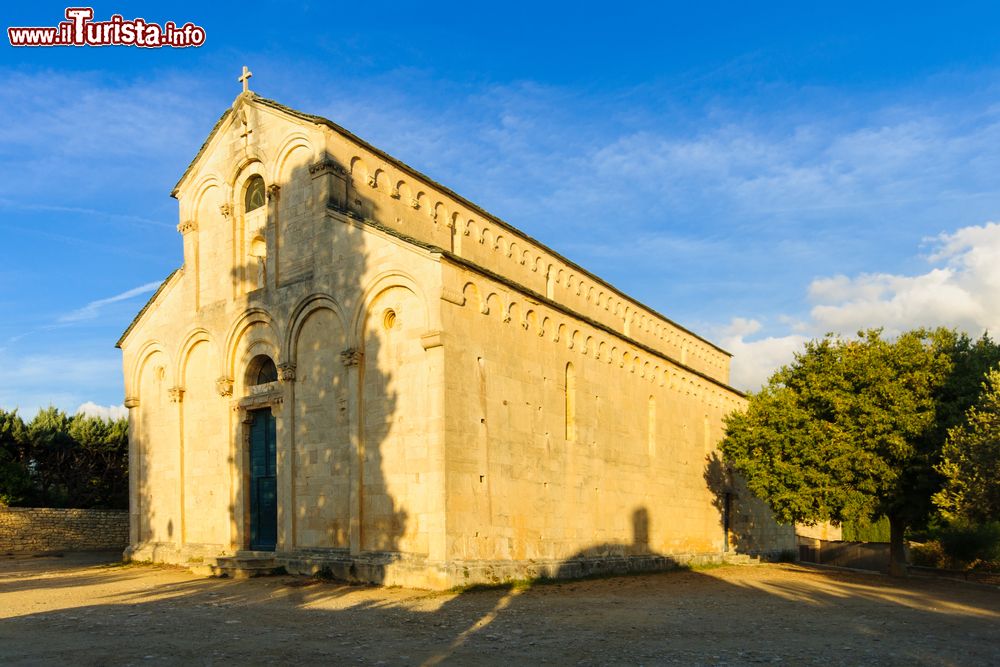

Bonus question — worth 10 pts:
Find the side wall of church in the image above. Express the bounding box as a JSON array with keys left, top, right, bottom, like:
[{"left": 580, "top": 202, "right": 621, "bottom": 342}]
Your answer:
[{"left": 439, "top": 260, "right": 792, "bottom": 572}]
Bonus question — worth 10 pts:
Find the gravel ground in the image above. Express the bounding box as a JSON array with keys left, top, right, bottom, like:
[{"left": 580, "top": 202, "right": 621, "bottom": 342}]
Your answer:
[{"left": 1, "top": 552, "right": 997, "bottom": 666}]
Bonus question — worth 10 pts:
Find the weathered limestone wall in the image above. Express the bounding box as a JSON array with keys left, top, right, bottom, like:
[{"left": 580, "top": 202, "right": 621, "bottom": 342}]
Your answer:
[
  {"left": 796, "top": 521, "right": 843, "bottom": 542},
  {"left": 121, "top": 95, "right": 448, "bottom": 568},
  {"left": 440, "top": 261, "right": 750, "bottom": 572},
  {"left": 0, "top": 508, "right": 128, "bottom": 554}
]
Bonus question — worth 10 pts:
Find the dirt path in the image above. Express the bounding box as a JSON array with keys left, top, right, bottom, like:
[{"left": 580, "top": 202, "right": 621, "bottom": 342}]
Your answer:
[{"left": 1, "top": 553, "right": 997, "bottom": 666}]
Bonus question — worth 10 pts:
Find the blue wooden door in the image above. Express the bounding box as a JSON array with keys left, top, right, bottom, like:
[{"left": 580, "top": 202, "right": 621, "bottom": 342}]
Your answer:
[{"left": 249, "top": 409, "right": 277, "bottom": 551}]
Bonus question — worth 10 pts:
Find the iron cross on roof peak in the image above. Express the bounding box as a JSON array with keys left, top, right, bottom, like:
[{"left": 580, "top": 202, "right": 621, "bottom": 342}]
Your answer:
[{"left": 238, "top": 65, "right": 253, "bottom": 93}]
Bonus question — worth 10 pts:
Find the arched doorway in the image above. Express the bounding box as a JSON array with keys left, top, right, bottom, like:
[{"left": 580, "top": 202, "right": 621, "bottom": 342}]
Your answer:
[{"left": 246, "top": 355, "right": 278, "bottom": 551}]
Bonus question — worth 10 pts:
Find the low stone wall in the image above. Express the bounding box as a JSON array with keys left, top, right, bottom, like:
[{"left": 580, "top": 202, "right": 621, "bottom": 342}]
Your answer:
[
  {"left": 0, "top": 507, "right": 128, "bottom": 554},
  {"left": 797, "top": 536, "right": 892, "bottom": 573}
]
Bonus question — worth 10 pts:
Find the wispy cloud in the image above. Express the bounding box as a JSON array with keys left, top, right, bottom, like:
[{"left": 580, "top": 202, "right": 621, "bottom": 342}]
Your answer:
[{"left": 59, "top": 281, "right": 161, "bottom": 323}]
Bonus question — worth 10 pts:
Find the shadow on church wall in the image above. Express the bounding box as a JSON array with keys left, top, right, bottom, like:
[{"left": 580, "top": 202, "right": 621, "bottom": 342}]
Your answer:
[
  {"left": 704, "top": 450, "right": 793, "bottom": 556},
  {"left": 135, "top": 153, "right": 408, "bottom": 576}
]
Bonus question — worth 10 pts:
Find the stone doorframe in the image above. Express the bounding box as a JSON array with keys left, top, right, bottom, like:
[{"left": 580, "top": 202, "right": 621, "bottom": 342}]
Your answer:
[{"left": 231, "top": 380, "right": 288, "bottom": 552}]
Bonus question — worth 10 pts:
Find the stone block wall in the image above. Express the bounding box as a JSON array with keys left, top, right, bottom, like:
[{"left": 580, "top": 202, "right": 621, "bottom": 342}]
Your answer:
[{"left": 0, "top": 507, "right": 128, "bottom": 554}]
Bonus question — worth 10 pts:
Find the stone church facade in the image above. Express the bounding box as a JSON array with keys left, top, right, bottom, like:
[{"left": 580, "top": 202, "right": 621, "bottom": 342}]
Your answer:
[{"left": 118, "top": 84, "right": 793, "bottom": 588}]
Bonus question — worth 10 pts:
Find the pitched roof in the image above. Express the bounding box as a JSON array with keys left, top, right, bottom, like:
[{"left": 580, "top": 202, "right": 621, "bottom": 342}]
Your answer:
[
  {"left": 115, "top": 269, "right": 180, "bottom": 349},
  {"left": 170, "top": 94, "right": 733, "bottom": 359}
]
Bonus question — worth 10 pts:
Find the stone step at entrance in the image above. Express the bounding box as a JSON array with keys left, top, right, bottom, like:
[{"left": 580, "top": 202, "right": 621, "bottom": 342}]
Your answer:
[{"left": 208, "top": 551, "right": 283, "bottom": 579}]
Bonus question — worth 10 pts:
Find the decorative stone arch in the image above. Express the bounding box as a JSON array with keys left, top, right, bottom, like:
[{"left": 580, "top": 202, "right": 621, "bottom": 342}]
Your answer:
[
  {"left": 395, "top": 180, "right": 412, "bottom": 203},
  {"left": 129, "top": 340, "right": 169, "bottom": 402},
  {"left": 175, "top": 328, "right": 220, "bottom": 388},
  {"left": 283, "top": 293, "right": 348, "bottom": 365},
  {"left": 464, "top": 218, "right": 478, "bottom": 239},
  {"left": 185, "top": 174, "right": 225, "bottom": 223},
  {"left": 524, "top": 309, "right": 538, "bottom": 333},
  {"left": 539, "top": 316, "right": 551, "bottom": 338},
  {"left": 504, "top": 301, "right": 520, "bottom": 325},
  {"left": 349, "top": 156, "right": 370, "bottom": 183},
  {"left": 484, "top": 293, "right": 504, "bottom": 320},
  {"left": 227, "top": 153, "right": 267, "bottom": 191},
  {"left": 461, "top": 282, "right": 484, "bottom": 313},
  {"left": 269, "top": 132, "right": 315, "bottom": 186},
  {"left": 370, "top": 168, "right": 388, "bottom": 192},
  {"left": 350, "top": 270, "right": 430, "bottom": 344},
  {"left": 224, "top": 307, "right": 282, "bottom": 394}
]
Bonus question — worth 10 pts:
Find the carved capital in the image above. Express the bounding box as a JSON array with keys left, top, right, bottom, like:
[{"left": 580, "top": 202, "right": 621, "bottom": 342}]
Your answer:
[
  {"left": 367, "top": 175, "right": 378, "bottom": 188},
  {"left": 123, "top": 396, "right": 139, "bottom": 409},
  {"left": 340, "top": 347, "right": 363, "bottom": 367},
  {"left": 270, "top": 396, "right": 285, "bottom": 416},
  {"left": 390, "top": 187, "right": 400, "bottom": 199},
  {"left": 420, "top": 330, "right": 443, "bottom": 350},
  {"left": 278, "top": 362, "right": 296, "bottom": 382},
  {"left": 216, "top": 377, "right": 234, "bottom": 397},
  {"left": 409, "top": 198, "right": 420, "bottom": 209},
  {"left": 168, "top": 387, "right": 185, "bottom": 403},
  {"left": 219, "top": 203, "right": 232, "bottom": 218},
  {"left": 177, "top": 220, "right": 197, "bottom": 235},
  {"left": 266, "top": 184, "right": 280, "bottom": 201}
]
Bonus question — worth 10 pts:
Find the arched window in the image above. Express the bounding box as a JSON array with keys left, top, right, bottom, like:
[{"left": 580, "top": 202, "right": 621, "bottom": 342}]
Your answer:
[
  {"left": 565, "top": 362, "right": 576, "bottom": 442},
  {"left": 245, "top": 175, "right": 266, "bottom": 213},
  {"left": 247, "top": 354, "right": 277, "bottom": 386},
  {"left": 648, "top": 395, "right": 657, "bottom": 457}
]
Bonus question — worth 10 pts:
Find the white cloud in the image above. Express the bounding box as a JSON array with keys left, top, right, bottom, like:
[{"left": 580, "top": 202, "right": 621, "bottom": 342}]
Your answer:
[
  {"left": 59, "top": 281, "right": 161, "bottom": 323},
  {"left": 75, "top": 402, "right": 127, "bottom": 420},
  {"left": 724, "top": 221, "right": 1000, "bottom": 391}
]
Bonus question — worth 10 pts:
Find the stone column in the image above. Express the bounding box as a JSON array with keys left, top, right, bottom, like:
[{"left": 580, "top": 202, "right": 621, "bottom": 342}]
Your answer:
[
  {"left": 177, "top": 220, "right": 198, "bottom": 310},
  {"left": 124, "top": 396, "right": 140, "bottom": 549},
  {"left": 340, "top": 347, "right": 363, "bottom": 556},
  {"left": 420, "top": 331, "right": 447, "bottom": 563},
  {"left": 168, "top": 386, "right": 185, "bottom": 549},
  {"left": 277, "top": 363, "right": 296, "bottom": 551},
  {"left": 265, "top": 184, "right": 281, "bottom": 289}
]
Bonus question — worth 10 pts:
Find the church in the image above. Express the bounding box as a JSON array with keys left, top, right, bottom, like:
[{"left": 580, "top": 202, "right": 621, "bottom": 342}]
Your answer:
[{"left": 117, "top": 70, "right": 793, "bottom": 588}]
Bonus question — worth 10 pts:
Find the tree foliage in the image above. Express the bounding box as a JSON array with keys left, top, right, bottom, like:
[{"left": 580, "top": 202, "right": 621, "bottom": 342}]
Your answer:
[
  {"left": 0, "top": 407, "right": 128, "bottom": 509},
  {"left": 720, "top": 328, "right": 1000, "bottom": 574},
  {"left": 934, "top": 369, "right": 1000, "bottom": 523}
]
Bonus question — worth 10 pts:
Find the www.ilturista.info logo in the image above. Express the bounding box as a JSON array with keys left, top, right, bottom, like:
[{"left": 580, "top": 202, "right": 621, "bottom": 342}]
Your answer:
[{"left": 8, "top": 8, "right": 206, "bottom": 48}]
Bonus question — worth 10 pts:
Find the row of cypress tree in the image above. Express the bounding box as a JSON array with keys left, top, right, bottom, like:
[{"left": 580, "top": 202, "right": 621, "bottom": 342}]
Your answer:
[{"left": 0, "top": 407, "right": 128, "bottom": 509}]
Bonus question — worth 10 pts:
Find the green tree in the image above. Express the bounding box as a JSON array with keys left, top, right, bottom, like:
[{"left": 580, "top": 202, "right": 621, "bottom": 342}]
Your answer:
[
  {"left": 68, "top": 415, "right": 129, "bottom": 509},
  {"left": 0, "top": 410, "right": 30, "bottom": 506},
  {"left": 26, "top": 407, "right": 76, "bottom": 506},
  {"left": 721, "top": 328, "right": 998, "bottom": 576},
  {"left": 934, "top": 369, "right": 1000, "bottom": 523}
]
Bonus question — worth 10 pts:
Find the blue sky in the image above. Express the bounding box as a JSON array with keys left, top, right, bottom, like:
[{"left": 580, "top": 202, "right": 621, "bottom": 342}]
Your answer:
[{"left": 4, "top": 2, "right": 1000, "bottom": 417}]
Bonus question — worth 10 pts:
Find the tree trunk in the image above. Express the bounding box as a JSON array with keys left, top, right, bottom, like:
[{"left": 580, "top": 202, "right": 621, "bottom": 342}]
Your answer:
[{"left": 888, "top": 515, "right": 908, "bottom": 577}]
